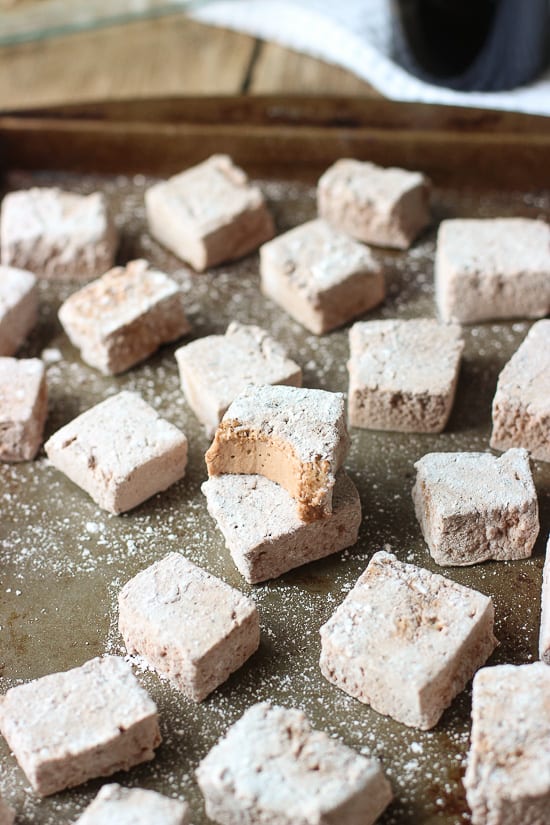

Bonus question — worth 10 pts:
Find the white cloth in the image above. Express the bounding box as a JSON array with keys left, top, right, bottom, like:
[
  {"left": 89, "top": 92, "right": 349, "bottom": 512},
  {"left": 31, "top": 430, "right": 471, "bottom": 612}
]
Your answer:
[{"left": 191, "top": 0, "right": 550, "bottom": 115}]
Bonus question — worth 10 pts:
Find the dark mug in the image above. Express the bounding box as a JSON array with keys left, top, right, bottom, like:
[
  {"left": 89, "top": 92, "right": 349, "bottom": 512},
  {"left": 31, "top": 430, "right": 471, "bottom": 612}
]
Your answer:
[{"left": 391, "top": 0, "right": 549, "bottom": 91}]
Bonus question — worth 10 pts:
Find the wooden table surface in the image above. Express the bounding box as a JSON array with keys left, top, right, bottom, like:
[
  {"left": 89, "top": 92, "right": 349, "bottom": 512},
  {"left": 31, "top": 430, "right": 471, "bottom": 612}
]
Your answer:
[{"left": 0, "top": 13, "right": 377, "bottom": 112}]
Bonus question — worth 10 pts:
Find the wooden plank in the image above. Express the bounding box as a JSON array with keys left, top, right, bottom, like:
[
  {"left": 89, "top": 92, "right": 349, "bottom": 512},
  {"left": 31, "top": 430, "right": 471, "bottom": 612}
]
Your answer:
[
  {"left": 2, "top": 111, "right": 550, "bottom": 190},
  {"left": 0, "top": 16, "right": 256, "bottom": 110},
  {"left": 14, "top": 95, "right": 550, "bottom": 137},
  {"left": 249, "top": 41, "right": 377, "bottom": 96}
]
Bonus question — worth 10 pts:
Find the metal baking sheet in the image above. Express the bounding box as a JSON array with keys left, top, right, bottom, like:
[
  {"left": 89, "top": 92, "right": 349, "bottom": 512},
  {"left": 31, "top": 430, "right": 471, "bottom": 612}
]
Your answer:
[{"left": 0, "top": 169, "right": 548, "bottom": 825}]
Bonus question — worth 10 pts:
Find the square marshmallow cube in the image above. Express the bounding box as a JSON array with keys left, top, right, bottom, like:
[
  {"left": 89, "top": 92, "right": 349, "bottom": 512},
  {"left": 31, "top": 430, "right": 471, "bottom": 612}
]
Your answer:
[
  {"left": 205, "top": 384, "right": 350, "bottom": 522},
  {"left": 145, "top": 154, "right": 274, "bottom": 271},
  {"left": 176, "top": 322, "right": 302, "bottom": 436},
  {"left": 0, "top": 656, "right": 160, "bottom": 797},
  {"left": 59, "top": 258, "right": 191, "bottom": 375},
  {"left": 260, "top": 218, "right": 385, "bottom": 335},
  {"left": 1, "top": 187, "right": 117, "bottom": 281},
  {"left": 320, "top": 551, "right": 497, "bottom": 730},
  {"left": 413, "top": 448, "right": 539, "bottom": 566},
  {"left": 202, "top": 471, "right": 361, "bottom": 583},
  {"left": 0, "top": 357, "right": 47, "bottom": 462},
  {"left": 464, "top": 663, "right": 550, "bottom": 825},
  {"left": 45, "top": 391, "right": 187, "bottom": 514},
  {"left": 348, "top": 318, "right": 463, "bottom": 432},
  {"left": 491, "top": 320, "right": 550, "bottom": 462},
  {"left": 118, "top": 553, "right": 260, "bottom": 702},
  {"left": 435, "top": 218, "right": 550, "bottom": 323},
  {"left": 196, "top": 702, "right": 392, "bottom": 825},
  {"left": 0, "top": 265, "right": 38, "bottom": 356},
  {"left": 75, "top": 784, "right": 189, "bottom": 825},
  {"left": 317, "top": 159, "right": 431, "bottom": 250}
]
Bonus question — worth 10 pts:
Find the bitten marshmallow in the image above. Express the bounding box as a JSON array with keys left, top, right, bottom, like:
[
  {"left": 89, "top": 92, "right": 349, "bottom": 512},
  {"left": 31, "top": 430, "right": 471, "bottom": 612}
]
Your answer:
[{"left": 205, "top": 384, "right": 350, "bottom": 522}]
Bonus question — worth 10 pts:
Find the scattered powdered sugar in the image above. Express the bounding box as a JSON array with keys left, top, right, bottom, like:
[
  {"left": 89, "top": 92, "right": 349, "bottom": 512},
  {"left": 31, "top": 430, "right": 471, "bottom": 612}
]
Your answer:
[{"left": 0, "top": 170, "right": 548, "bottom": 825}]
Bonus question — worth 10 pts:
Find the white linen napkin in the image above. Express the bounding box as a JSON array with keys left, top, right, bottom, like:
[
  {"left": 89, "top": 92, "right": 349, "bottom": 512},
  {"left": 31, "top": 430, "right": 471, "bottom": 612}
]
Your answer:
[{"left": 191, "top": 0, "right": 550, "bottom": 115}]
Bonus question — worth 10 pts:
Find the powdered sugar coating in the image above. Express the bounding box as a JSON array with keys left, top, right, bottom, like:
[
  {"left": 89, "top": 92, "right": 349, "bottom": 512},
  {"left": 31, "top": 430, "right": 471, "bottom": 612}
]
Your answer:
[
  {"left": 413, "top": 449, "right": 539, "bottom": 565},
  {"left": 202, "top": 472, "right": 361, "bottom": 583},
  {"left": 435, "top": 218, "right": 550, "bottom": 323},
  {"left": 118, "top": 552, "right": 259, "bottom": 701},
  {"left": 0, "top": 265, "right": 38, "bottom": 356},
  {"left": 490, "top": 319, "right": 550, "bottom": 461},
  {"left": 260, "top": 218, "right": 384, "bottom": 334},
  {"left": 320, "top": 551, "right": 497, "bottom": 729},
  {"left": 175, "top": 322, "right": 301, "bottom": 436},
  {"left": 464, "top": 663, "right": 550, "bottom": 825},
  {"left": 1, "top": 188, "right": 117, "bottom": 281},
  {"left": 318, "top": 159, "right": 430, "bottom": 250},
  {"left": 59, "top": 259, "right": 190, "bottom": 374},
  {"left": 45, "top": 391, "right": 188, "bottom": 513},
  {"left": 219, "top": 384, "right": 348, "bottom": 465},
  {"left": 348, "top": 318, "right": 463, "bottom": 432},
  {"left": 0, "top": 357, "right": 47, "bottom": 462},
  {"left": 196, "top": 702, "right": 392, "bottom": 825},
  {"left": 0, "top": 656, "right": 160, "bottom": 796},
  {"left": 145, "top": 155, "right": 274, "bottom": 271},
  {"left": 75, "top": 784, "right": 189, "bottom": 825}
]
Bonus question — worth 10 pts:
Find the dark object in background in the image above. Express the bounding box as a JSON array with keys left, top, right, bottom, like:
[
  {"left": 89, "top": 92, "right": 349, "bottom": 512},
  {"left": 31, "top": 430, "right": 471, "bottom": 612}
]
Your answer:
[{"left": 391, "top": 0, "right": 549, "bottom": 91}]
